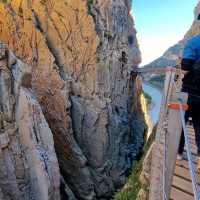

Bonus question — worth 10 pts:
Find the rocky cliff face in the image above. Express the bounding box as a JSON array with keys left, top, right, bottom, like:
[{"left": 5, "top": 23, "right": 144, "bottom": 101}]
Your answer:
[
  {"left": 0, "top": 0, "right": 146, "bottom": 199},
  {"left": 0, "top": 44, "right": 60, "bottom": 200}
]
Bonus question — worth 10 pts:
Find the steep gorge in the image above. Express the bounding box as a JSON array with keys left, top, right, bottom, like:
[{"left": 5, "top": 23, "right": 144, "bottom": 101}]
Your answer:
[{"left": 0, "top": 0, "right": 147, "bottom": 199}]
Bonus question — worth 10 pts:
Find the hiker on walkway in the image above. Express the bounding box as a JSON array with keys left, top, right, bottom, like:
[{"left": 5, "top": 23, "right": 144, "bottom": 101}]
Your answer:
[{"left": 178, "top": 34, "right": 200, "bottom": 171}]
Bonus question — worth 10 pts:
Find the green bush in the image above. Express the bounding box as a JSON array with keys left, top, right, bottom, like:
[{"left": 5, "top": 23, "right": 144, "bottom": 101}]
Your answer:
[
  {"left": 87, "top": 0, "right": 94, "bottom": 15},
  {"left": 142, "top": 90, "right": 152, "bottom": 106}
]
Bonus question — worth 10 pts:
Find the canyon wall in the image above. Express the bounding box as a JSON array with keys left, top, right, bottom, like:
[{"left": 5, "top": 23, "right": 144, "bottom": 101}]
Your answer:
[
  {"left": 0, "top": 0, "right": 146, "bottom": 199},
  {"left": 0, "top": 44, "right": 60, "bottom": 200}
]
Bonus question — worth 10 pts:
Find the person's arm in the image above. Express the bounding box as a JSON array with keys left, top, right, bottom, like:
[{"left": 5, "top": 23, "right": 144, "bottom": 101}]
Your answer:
[{"left": 181, "top": 39, "right": 196, "bottom": 71}]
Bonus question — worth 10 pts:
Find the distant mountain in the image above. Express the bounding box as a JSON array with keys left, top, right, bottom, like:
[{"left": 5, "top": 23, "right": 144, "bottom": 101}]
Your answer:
[
  {"left": 143, "top": 2, "right": 200, "bottom": 88},
  {"left": 143, "top": 43, "right": 181, "bottom": 69}
]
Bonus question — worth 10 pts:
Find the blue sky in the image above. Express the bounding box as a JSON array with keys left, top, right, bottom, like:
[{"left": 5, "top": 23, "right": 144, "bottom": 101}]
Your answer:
[{"left": 132, "top": 0, "right": 197, "bottom": 65}]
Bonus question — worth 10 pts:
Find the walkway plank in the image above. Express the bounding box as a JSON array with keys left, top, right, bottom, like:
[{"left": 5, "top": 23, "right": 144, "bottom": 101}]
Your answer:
[
  {"left": 170, "top": 126, "right": 199, "bottom": 199},
  {"left": 172, "top": 175, "right": 194, "bottom": 195},
  {"left": 175, "top": 166, "right": 194, "bottom": 182},
  {"left": 170, "top": 187, "right": 194, "bottom": 200}
]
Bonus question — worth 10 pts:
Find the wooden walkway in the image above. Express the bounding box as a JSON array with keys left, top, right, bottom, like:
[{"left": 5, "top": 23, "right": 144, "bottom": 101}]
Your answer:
[{"left": 170, "top": 126, "right": 199, "bottom": 200}]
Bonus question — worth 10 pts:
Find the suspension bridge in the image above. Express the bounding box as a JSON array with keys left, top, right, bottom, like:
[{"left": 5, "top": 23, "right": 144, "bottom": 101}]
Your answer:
[{"left": 135, "top": 66, "right": 199, "bottom": 200}]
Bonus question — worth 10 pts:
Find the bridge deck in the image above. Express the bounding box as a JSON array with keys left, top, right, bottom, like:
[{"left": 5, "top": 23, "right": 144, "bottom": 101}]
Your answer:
[{"left": 170, "top": 125, "right": 199, "bottom": 200}]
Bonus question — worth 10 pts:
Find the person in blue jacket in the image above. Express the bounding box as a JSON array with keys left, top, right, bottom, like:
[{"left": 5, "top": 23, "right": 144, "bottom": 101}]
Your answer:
[{"left": 178, "top": 34, "right": 200, "bottom": 171}]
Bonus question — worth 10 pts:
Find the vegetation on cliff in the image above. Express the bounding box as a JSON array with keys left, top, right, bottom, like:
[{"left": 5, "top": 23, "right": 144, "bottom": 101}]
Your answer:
[
  {"left": 142, "top": 90, "right": 152, "bottom": 107},
  {"left": 0, "top": 0, "right": 10, "bottom": 3},
  {"left": 113, "top": 126, "right": 156, "bottom": 200}
]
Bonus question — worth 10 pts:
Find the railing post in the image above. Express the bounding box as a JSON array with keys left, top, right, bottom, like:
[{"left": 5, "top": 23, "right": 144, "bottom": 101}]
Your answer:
[
  {"left": 149, "top": 69, "right": 174, "bottom": 200},
  {"left": 149, "top": 67, "right": 189, "bottom": 200},
  {"left": 165, "top": 91, "right": 188, "bottom": 199}
]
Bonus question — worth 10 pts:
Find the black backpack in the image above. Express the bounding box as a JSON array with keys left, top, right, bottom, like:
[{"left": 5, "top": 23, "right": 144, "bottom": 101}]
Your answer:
[
  {"left": 192, "top": 61, "right": 200, "bottom": 87},
  {"left": 182, "top": 61, "right": 200, "bottom": 96}
]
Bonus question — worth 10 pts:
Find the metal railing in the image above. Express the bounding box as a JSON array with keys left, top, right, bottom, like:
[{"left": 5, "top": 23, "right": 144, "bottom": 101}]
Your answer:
[
  {"left": 173, "top": 78, "right": 200, "bottom": 200},
  {"left": 178, "top": 98, "right": 200, "bottom": 200},
  {"left": 164, "top": 69, "right": 200, "bottom": 200},
  {"left": 145, "top": 66, "right": 200, "bottom": 200}
]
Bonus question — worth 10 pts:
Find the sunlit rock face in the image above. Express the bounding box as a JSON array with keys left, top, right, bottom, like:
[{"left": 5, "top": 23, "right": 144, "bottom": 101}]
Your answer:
[{"left": 0, "top": 0, "right": 146, "bottom": 199}]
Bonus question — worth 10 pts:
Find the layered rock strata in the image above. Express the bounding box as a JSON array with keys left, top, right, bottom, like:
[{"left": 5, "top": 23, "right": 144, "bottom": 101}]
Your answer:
[
  {"left": 0, "top": 0, "right": 146, "bottom": 199},
  {"left": 0, "top": 44, "right": 60, "bottom": 200}
]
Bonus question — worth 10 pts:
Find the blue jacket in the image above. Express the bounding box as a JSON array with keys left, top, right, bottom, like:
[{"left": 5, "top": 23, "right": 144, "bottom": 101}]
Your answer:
[
  {"left": 182, "top": 34, "right": 200, "bottom": 95},
  {"left": 183, "top": 34, "right": 200, "bottom": 61}
]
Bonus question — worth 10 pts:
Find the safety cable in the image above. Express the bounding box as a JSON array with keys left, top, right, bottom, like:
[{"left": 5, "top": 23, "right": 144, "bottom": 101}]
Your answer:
[
  {"left": 172, "top": 78, "right": 200, "bottom": 200},
  {"left": 138, "top": 66, "right": 200, "bottom": 199},
  {"left": 178, "top": 99, "right": 200, "bottom": 200}
]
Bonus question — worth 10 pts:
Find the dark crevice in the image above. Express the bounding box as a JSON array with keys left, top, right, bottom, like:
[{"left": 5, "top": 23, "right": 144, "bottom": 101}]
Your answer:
[
  {"left": 128, "top": 35, "right": 134, "bottom": 45},
  {"left": 198, "top": 13, "right": 200, "bottom": 20},
  {"left": 33, "top": 124, "right": 39, "bottom": 143},
  {"left": 10, "top": 63, "right": 17, "bottom": 95},
  {"left": 31, "top": 9, "right": 66, "bottom": 81}
]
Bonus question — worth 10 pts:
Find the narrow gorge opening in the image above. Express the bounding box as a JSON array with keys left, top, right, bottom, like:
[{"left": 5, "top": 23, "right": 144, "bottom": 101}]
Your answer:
[{"left": 133, "top": 0, "right": 197, "bottom": 128}]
